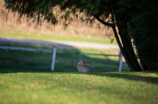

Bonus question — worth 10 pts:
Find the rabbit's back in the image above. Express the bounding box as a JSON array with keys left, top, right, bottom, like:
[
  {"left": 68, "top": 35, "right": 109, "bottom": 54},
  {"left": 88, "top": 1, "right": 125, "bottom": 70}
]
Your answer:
[{"left": 77, "top": 64, "right": 92, "bottom": 72}]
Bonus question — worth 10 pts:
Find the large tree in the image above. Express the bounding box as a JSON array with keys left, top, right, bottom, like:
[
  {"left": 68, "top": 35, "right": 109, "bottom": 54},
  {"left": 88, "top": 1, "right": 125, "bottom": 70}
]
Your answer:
[
  {"left": 4, "top": 0, "right": 158, "bottom": 71},
  {"left": 128, "top": 0, "right": 158, "bottom": 71}
]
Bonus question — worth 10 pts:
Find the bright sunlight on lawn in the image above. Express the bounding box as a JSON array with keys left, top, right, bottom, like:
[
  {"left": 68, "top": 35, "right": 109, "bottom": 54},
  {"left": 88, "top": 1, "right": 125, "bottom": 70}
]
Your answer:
[
  {"left": 0, "top": 72, "right": 158, "bottom": 104},
  {"left": 0, "top": 31, "right": 117, "bottom": 44}
]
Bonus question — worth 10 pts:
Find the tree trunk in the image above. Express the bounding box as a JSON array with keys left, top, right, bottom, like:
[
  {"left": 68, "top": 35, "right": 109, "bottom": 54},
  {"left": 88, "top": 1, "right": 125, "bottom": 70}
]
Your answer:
[
  {"left": 94, "top": 14, "right": 142, "bottom": 71},
  {"left": 119, "top": 30, "right": 142, "bottom": 71},
  {"left": 112, "top": 26, "right": 136, "bottom": 71},
  {"left": 113, "top": 15, "right": 142, "bottom": 71}
]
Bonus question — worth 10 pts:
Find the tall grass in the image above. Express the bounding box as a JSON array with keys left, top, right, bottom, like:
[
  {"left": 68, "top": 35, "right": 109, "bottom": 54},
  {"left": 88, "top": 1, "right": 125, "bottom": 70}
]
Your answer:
[{"left": 0, "top": 0, "right": 116, "bottom": 44}]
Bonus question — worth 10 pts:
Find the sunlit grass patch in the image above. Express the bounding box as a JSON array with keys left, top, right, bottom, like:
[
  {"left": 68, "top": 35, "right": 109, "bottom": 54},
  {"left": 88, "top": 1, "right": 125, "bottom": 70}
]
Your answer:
[
  {"left": 0, "top": 31, "right": 117, "bottom": 44},
  {"left": 0, "top": 72, "right": 158, "bottom": 104}
]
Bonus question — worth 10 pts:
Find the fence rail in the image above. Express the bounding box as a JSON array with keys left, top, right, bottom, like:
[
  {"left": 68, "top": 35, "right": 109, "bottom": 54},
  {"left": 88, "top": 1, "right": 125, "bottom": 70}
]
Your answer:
[
  {"left": 0, "top": 57, "right": 127, "bottom": 66},
  {"left": 0, "top": 46, "right": 126, "bottom": 72}
]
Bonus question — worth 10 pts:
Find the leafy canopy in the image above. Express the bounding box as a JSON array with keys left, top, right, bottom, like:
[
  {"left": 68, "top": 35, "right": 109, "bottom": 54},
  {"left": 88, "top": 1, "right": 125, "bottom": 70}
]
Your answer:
[{"left": 4, "top": 0, "right": 158, "bottom": 71}]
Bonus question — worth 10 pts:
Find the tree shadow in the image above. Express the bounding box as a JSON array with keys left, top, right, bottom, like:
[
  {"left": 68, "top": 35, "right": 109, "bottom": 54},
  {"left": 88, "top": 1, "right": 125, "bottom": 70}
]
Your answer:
[
  {"left": 0, "top": 37, "right": 75, "bottom": 49},
  {"left": 0, "top": 39, "right": 129, "bottom": 73},
  {"left": 89, "top": 72, "right": 158, "bottom": 85}
]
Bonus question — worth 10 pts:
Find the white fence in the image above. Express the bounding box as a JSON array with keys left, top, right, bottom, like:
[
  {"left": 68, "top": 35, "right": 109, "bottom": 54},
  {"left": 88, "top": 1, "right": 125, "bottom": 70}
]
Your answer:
[{"left": 0, "top": 46, "right": 126, "bottom": 72}]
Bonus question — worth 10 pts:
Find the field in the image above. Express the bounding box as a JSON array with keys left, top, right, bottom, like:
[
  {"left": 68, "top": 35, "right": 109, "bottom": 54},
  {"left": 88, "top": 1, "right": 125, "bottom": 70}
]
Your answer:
[
  {"left": 0, "top": 72, "right": 158, "bottom": 104},
  {"left": 0, "top": 31, "right": 117, "bottom": 44},
  {"left": 0, "top": 41, "right": 158, "bottom": 104},
  {"left": 0, "top": 0, "right": 116, "bottom": 45},
  {"left": 0, "top": 42, "right": 127, "bottom": 73},
  {"left": 0, "top": 2, "right": 157, "bottom": 103}
]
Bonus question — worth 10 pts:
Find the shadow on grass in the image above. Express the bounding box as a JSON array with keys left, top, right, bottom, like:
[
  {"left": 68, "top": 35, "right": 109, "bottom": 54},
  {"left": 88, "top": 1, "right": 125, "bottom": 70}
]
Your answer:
[
  {"left": 0, "top": 62, "right": 157, "bottom": 85},
  {"left": 89, "top": 72, "right": 158, "bottom": 85},
  {"left": 0, "top": 38, "right": 75, "bottom": 49},
  {"left": 47, "top": 72, "right": 158, "bottom": 85},
  {"left": 0, "top": 40, "right": 129, "bottom": 73}
]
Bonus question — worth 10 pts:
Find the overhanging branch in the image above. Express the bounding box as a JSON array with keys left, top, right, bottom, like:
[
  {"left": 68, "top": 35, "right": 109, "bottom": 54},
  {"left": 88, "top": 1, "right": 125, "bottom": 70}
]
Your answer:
[
  {"left": 94, "top": 15, "right": 122, "bottom": 48},
  {"left": 94, "top": 16, "right": 113, "bottom": 27}
]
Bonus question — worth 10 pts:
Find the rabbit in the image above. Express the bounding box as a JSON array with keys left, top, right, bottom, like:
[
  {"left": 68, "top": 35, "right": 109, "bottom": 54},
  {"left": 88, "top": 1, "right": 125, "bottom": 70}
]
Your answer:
[{"left": 77, "top": 59, "right": 92, "bottom": 72}]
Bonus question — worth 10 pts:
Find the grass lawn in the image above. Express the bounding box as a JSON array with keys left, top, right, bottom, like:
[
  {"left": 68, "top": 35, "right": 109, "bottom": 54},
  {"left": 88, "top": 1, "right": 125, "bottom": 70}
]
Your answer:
[
  {"left": 0, "top": 43, "right": 157, "bottom": 104},
  {"left": 0, "top": 31, "right": 117, "bottom": 44},
  {"left": 0, "top": 42, "right": 128, "bottom": 72},
  {"left": 0, "top": 72, "right": 158, "bottom": 104},
  {"left": 1, "top": 32, "right": 157, "bottom": 104}
]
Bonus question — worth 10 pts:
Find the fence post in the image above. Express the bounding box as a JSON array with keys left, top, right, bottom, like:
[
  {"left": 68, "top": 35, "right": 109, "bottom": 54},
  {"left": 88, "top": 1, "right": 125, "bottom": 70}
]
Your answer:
[
  {"left": 118, "top": 52, "right": 123, "bottom": 72},
  {"left": 51, "top": 47, "right": 56, "bottom": 71}
]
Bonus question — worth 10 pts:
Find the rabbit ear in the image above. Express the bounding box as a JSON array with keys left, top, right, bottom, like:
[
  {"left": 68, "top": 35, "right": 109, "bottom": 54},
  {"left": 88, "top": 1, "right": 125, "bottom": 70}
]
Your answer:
[{"left": 80, "top": 59, "right": 83, "bottom": 64}]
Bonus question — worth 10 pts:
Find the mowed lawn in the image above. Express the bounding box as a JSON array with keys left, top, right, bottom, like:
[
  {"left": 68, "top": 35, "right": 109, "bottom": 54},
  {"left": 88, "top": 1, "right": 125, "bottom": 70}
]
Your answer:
[
  {"left": 0, "top": 72, "right": 158, "bottom": 104},
  {"left": 0, "top": 33, "right": 157, "bottom": 104},
  {"left": 0, "top": 42, "right": 129, "bottom": 72},
  {"left": 0, "top": 31, "right": 117, "bottom": 44}
]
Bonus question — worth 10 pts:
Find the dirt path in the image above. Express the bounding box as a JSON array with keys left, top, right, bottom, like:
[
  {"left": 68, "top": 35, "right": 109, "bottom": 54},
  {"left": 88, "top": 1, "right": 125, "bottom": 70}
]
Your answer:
[{"left": 0, "top": 38, "right": 119, "bottom": 49}]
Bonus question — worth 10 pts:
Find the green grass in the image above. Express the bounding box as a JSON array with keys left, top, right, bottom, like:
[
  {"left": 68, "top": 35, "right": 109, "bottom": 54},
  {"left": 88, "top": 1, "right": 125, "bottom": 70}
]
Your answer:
[
  {"left": 1, "top": 13, "right": 157, "bottom": 104},
  {"left": 0, "top": 31, "right": 117, "bottom": 44},
  {"left": 0, "top": 72, "right": 158, "bottom": 104},
  {"left": 0, "top": 36, "right": 157, "bottom": 104},
  {"left": 0, "top": 43, "right": 128, "bottom": 73}
]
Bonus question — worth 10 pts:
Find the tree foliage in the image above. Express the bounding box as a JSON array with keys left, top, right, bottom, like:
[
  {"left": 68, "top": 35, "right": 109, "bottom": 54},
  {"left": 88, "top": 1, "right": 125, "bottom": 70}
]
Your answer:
[
  {"left": 128, "top": 0, "right": 158, "bottom": 71},
  {"left": 4, "top": 0, "right": 158, "bottom": 71}
]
